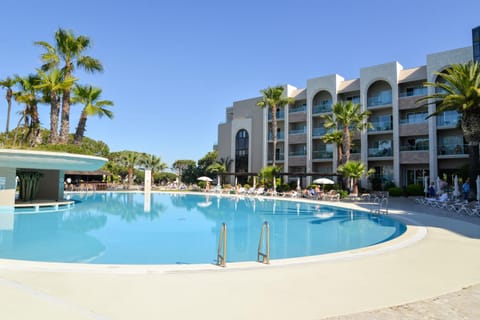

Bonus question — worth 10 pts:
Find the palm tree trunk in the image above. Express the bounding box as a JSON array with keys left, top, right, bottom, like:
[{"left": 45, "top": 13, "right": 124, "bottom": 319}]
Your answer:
[
  {"left": 59, "top": 88, "right": 71, "bottom": 144},
  {"left": 73, "top": 110, "right": 88, "bottom": 145},
  {"left": 49, "top": 93, "right": 60, "bottom": 143},
  {"left": 5, "top": 89, "right": 12, "bottom": 133},
  {"left": 342, "top": 127, "right": 351, "bottom": 165},
  {"left": 271, "top": 105, "right": 277, "bottom": 167},
  {"left": 30, "top": 103, "right": 42, "bottom": 147}
]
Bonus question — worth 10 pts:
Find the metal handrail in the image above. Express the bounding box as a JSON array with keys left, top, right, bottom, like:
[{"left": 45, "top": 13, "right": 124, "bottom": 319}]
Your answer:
[
  {"left": 217, "top": 223, "right": 227, "bottom": 267},
  {"left": 257, "top": 221, "right": 270, "bottom": 264}
]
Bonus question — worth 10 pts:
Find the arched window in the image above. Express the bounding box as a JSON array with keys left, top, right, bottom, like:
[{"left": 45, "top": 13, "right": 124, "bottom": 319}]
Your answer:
[{"left": 235, "top": 129, "right": 249, "bottom": 175}]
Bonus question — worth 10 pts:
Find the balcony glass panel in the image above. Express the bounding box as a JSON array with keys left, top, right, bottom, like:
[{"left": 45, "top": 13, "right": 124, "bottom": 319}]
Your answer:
[
  {"left": 367, "top": 90, "right": 392, "bottom": 107},
  {"left": 289, "top": 150, "right": 307, "bottom": 156},
  {"left": 289, "top": 104, "right": 306, "bottom": 113},
  {"left": 438, "top": 144, "right": 467, "bottom": 155},
  {"left": 312, "top": 127, "right": 327, "bottom": 137},
  {"left": 312, "top": 150, "right": 333, "bottom": 159},
  {"left": 289, "top": 127, "right": 306, "bottom": 135},
  {"left": 312, "top": 101, "right": 332, "bottom": 114},
  {"left": 400, "top": 112, "right": 428, "bottom": 124},
  {"left": 436, "top": 111, "right": 460, "bottom": 127},
  {"left": 399, "top": 87, "right": 427, "bottom": 97},
  {"left": 368, "top": 115, "right": 392, "bottom": 132},
  {"left": 268, "top": 132, "right": 285, "bottom": 140},
  {"left": 368, "top": 147, "right": 393, "bottom": 157},
  {"left": 268, "top": 110, "right": 285, "bottom": 120},
  {"left": 268, "top": 152, "right": 284, "bottom": 161}
]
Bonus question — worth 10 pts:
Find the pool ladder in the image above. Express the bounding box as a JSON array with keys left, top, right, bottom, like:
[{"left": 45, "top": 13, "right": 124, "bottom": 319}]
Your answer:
[
  {"left": 257, "top": 221, "right": 270, "bottom": 264},
  {"left": 217, "top": 223, "right": 227, "bottom": 267},
  {"left": 216, "top": 221, "right": 270, "bottom": 267}
]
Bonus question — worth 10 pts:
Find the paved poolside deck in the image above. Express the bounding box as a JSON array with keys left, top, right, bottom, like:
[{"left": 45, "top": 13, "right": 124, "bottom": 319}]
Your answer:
[{"left": 0, "top": 195, "right": 479, "bottom": 319}]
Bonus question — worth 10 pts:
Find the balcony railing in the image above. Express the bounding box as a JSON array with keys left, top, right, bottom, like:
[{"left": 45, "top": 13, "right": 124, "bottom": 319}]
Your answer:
[
  {"left": 400, "top": 144, "right": 429, "bottom": 151},
  {"left": 289, "top": 128, "right": 306, "bottom": 135},
  {"left": 400, "top": 114, "right": 428, "bottom": 124},
  {"left": 268, "top": 152, "right": 285, "bottom": 161},
  {"left": 289, "top": 150, "right": 307, "bottom": 157},
  {"left": 437, "top": 114, "right": 460, "bottom": 127},
  {"left": 312, "top": 150, "right": 333, "bottom": 159},
  {"left": 289, "top": 104, "right": 306, "bottom": 113},
  {"left": 312, "top": 103, "right": 332, "bottom": 114},
  {"left": 438, "top": 144, "right": 467, "bottom": 155},
  {"left": 368, "top": 147, "right": 393, "bottom": 157},
  {"left": 399, "top": 87, "right": 427, "bottom": 97},
  {"left": 367, "top": 91, "right": 392, "bottom": 107},
  {"left": 268, "top": 110, "right": 285, "bottom": 120},
  {"left": 268, "top": 132, "right": 285, "bottom": 140},
  {"left": 312, "top": 127, "right": 327, "bottom": 137},
  {"left": 368, "top": 121, "right": 393, "bottom": 132}
]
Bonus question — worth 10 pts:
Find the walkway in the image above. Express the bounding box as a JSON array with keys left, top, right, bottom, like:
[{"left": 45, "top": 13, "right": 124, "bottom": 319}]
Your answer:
[{"left": 0, "top": 195, "right": 479, "bottom": 319}]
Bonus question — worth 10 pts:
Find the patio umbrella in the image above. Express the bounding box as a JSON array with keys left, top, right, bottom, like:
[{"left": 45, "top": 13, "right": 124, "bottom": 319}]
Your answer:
[
  {"left": 313, "top": 177, "right": 335, "bottom": 191},
  {"left": 296, "top": 177, "right": 301, "bottom": 191},
  {"left": 424, "top": 176, "right": 428, "bottom": 197},
  {"left": 217, "top": 175, "right": 221, "bottom": 187},
  {"left": 313, "top": 177, "right": 335, "bottom": 185},
  {"left": 453, "top": 175, "right": 460, "bottom": 198},
  {"left": 197, "top": 176, "right": 213, "bottom": 182},
  {"left": 477, "top": 175, "right": 480, "bottom": 201},
  {"left": 436, "top": 176, "right": 441, "bottom": 194}
]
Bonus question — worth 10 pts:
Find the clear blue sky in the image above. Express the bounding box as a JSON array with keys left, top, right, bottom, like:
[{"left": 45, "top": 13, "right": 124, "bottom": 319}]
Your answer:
[{"left": 0, "top": 0, "right": 479, "bottom": 167}]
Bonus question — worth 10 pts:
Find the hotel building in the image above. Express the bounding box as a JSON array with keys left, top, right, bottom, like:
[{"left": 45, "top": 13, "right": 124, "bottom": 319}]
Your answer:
[{"left": 217, "top": 32, "right": 478, "bottom": 189}]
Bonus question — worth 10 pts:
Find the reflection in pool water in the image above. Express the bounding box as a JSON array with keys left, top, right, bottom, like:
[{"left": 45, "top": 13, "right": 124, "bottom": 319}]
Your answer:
[{"left": 0, "top": 193, "right": 406, "bottom": 265}]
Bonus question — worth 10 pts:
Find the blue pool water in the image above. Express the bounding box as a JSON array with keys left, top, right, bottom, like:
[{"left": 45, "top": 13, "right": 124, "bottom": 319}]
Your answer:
[{"left": 0, "top": 193, "right": 406, "bottom": 264}]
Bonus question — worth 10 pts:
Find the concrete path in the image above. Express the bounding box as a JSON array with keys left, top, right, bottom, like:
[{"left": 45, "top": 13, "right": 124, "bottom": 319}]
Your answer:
[{"left": 0, "top": 196, "right": 479, "bottom": 319}]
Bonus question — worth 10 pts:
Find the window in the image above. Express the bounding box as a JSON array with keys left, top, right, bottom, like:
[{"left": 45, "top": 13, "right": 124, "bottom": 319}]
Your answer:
[{"left": 235, "top": 129, "right": 249, "bottom": 173}]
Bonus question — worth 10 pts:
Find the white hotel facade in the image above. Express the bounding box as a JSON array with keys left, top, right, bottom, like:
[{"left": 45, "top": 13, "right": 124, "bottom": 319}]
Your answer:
[{"left": 216, "top": 45, "right": 474, "bottom": 189}]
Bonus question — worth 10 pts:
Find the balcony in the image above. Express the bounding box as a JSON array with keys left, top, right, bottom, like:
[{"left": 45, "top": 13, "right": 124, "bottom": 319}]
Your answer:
[
  {"left": 367, "top": 90, "right": 392, "bottom": 107},
  {"left": 400, "top": 144, "right": 429, "bottom": 152},
  {"left": 312, "top": 103, "right": 332, "bottom": 114},
  {"left": 289, "top": 104, "right": 306, "bottom": 113},
  {"left": 289, "top": 128, "right": 306, "bottom": 135},
  {"left": 438, "top": 144, "right": 468, "bottom": 156},
  {"left": 268, "top": 110, "right": 285, "bottom": 121},
  {"left": 368, "top": 121, "right": 392, "bottom": 133},
  {"left": 368, "top": 147, "right": 393, "bottom": 158},
  {"left": 312, "top": 150, "right": 333, "bottom": 160},
  {"left": 437, "top": 114, "right": 460, "bottom": 128},
  {"left": 289, "top": 150, "right": 307, "bottom": 157},
  {"left": 268, "top": 132, "right": 285, "bottom": 141},
  {"left": 399, "top": 87, "right": 427, "bottom": 98},
  {"left": 268, "top": 152, "right": 285, "bottom": 161},
  {"left": 312, "top": 127, "right": 327, "bottom": 137}
]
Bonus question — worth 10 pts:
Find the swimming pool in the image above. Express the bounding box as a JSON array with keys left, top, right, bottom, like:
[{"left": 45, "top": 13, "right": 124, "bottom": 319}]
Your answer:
[{"left": 0, "top": 193, "right": 406, "bottom": 265}]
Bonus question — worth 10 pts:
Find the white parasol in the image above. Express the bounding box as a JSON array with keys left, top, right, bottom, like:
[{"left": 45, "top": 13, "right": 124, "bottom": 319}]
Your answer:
[
  {"left": 436, "top": 176, "right": 441, "bottom": 194},
  {"left": 197, "top": 176, "right": 213, "bottom": 182},
  {"left": 313, "top": 177, "right": 335, "bottom": 185},
  {"left": 453, "top": 175, "right": 460, "bottom": 198}
]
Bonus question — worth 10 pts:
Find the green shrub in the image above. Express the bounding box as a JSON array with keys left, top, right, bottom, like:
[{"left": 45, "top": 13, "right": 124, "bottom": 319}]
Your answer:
[
  {"left": 406, "top": 184, "right": 424, "bottom": 196},
  {"left": 338, "top": 190, "right": 348, "bottom": 199},
  {"left": 388, "top": 187, "right": 403, "bottom": 196}
]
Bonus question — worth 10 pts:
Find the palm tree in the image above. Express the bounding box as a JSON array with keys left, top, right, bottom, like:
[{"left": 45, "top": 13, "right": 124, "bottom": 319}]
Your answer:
[
  {"left": 322, "top": 130, "right": 343, "bottom": 163},
  {"left": 122, "top": 152, "right": 141, "bottom": 188},
  {"left": 417, "top": 61, "right": 480, "bottom": 184},
  {"left": 322, "top": 101, "right": 371, "bottom": 166},
  {"left": 35, "top": 68, "right": 77, "bottom": 143},
  {"left": 36, "top": 28, "right": 103, "bottom": 143},
  {"left": 337, "top": 160, "right": 375, "bottom": 194},
  {"left": 14, "top": 75, "right": 42, "bottom": 146},
  {"left": 0, "top": 76, "right": 16, "bottom": 133},
  {"left": 71, "top": 84, "right": 114, "bottom": 145},
  {"left": 218, "top": 156, "right": 233, "bottom": 172},
  {"left": 256, "top": 86, "right": 294, "bottom": 166},
  {"left": 140, "top": 154, "right": 168, "bottom": 185}
]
